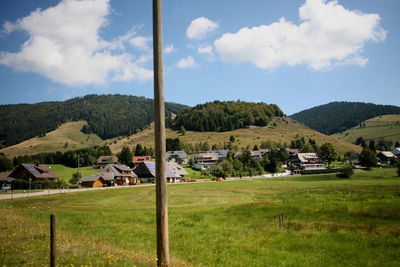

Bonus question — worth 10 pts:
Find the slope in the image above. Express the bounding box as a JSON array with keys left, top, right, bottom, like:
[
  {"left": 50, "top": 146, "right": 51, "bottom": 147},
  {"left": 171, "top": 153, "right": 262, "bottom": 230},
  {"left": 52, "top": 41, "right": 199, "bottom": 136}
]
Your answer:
[
  {"left": 109, "top": 117, "right": 360, "bottom": 154},
  {"left": 332, "top": 114, "right": 400, "bottom": 144},
  {"left": 0, "top": 121, "right": 104, "bottom": 157},
  {"left": 290, "top": 102, "right": 400, "bottom": 135}
]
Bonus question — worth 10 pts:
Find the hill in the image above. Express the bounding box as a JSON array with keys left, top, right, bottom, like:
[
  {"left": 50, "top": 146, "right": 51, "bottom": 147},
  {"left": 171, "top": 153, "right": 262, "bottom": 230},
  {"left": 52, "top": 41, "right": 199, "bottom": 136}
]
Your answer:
[
  {"left": 290, "top": 102, "right": 400, "bottom": 135},
  {"left": 172, "top": 100, "right": 284, "bottom": 132},
  {"left": 109, "top": 117, "right": 360, "bottom": 154},
  {"left": 0, "top": 94, "right": 188, "bottom": 147},
  {"left": 0, "top": 121, "right": 106, "bottom": 157},
  {"left": 332, "top": 114, "right": 400, "bottom": 145}
]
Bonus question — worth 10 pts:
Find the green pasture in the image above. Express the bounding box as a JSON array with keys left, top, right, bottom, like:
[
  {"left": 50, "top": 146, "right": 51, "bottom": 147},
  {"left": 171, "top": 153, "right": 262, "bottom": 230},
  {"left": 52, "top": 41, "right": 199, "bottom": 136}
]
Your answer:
[
  {"left": 47, "top": 164, "right": 99, "bottom": 182},
  {"left": 0, "top": 169, "right": 399, "bottom": 266}
]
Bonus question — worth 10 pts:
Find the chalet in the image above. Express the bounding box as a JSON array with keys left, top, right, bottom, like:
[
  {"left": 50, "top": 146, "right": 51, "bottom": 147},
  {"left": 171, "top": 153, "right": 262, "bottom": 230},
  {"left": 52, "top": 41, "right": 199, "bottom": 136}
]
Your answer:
[
  {"left": 97, "top": 156, "right": 119, "bottom": 168},
  {"left": 79, "top": 163, "right": 137, "bottom": 187},
  {"left": 192, "top": 152, "right": 218, "bottom": 170},
  {"left": 132, "top": 156, "right": 151, "bottom": 166},
  {"left": 392, "top": 148, "right": 400, "bottom": 158},
  {"left": 206, "top": 150, "right": 229, "bottom": 160},
  {"left": 289, "top": 153, "right": 326, "bottom": 171},
  {"left": 166, "top": 162, "right": 188, "bottom": 178},
  {"left": 166, "top": 151, "right": 188, "bottom": 165},
  {"left": 134, "top": 162, "right": 182, "bottom": 183},
  {"left": 377, "top": 151, "right": 396, "bottom": 163},
  {"left": 8, "top": 163, "right": 58, "bottom": 182}
]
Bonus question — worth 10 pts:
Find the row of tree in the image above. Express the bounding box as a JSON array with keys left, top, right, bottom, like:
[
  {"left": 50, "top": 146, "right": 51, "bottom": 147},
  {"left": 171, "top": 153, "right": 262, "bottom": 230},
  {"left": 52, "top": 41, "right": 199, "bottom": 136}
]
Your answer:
[{"left": 355, "top": 137, "right": 399, "bottom": 151}]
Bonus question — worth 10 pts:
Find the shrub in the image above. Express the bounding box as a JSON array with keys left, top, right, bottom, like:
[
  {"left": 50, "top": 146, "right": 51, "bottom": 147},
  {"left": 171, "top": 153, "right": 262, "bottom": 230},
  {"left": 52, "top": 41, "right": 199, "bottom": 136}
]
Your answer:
[{"left": 338, "top": 166, "right": 354, "bottom": 178}]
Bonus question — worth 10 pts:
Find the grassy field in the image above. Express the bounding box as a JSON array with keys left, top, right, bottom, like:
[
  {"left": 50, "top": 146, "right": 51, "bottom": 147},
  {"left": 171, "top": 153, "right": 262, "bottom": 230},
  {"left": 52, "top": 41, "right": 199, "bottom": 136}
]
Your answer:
[
  {"left": 47, "top": 164, "right": 99, "bottom": 182},
  {"left": 333, "top": 114, "right": 400, "bottom": 144},
  {"left": 0, "top": 121, "right": 104, "bottom": 158},
  {"left": 109, "top": 117, "right": 361, "bottom": 154},
  {"left": 0, "top": 169, "right": 399, "bottom": 266}
]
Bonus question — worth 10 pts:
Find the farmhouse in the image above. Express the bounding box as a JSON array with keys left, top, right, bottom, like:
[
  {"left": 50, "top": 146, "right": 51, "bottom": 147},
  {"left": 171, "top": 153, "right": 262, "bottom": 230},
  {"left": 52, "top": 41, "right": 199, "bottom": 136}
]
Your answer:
[
  {"left": 192, "top": 152, "right": 219, "bottom": 170},
  {"left": 97, "top": 156, "right": 119, "bottom": 168},
  {"left": 8, "top": 163, "right": 58, "bottom": 182},
  {"left": 377, "top": 151, "right": 396, "bottom": 163},
  {"left": 134, "top": 161, "right": 183, "bottom": 183},
  {"left": 392, "top": 147, "right": 400, "bottom": 158},
  {"left": 206, "top": 150, "right": 229, "bottom": 160},
  {"left": 79, "top": 163, "right": 137, "bottom": 187},
  {"left": 166, "top": 151, "right": 188, "bottom": 165},
  {"left": 289, "top": 153, "right": 326, "bottom": 171}
]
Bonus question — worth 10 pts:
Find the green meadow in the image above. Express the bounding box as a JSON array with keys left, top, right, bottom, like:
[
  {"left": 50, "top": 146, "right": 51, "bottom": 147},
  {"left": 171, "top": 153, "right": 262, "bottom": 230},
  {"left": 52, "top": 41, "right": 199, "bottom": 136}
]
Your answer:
[{"left": 1, "top": 169, "right": 399, "bottom": 266}]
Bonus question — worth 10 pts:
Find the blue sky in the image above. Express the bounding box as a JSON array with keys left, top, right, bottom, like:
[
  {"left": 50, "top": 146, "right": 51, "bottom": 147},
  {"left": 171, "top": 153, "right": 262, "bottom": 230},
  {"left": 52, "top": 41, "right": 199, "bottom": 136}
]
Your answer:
[{"left": 0, "top": 0, "right": 399, "bottom": 115}]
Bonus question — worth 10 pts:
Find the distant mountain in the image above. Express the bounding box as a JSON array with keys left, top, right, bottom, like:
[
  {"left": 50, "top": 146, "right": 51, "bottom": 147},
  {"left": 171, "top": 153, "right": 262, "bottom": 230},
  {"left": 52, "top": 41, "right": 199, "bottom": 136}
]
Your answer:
[
  {"left": 290, "top": 102, "right": 400, "bottom": 135},
  {"left": 172, "top": 100, "right": 284, "bottom": 132},
  {"left": 0, "top": 94, "right": 188, "bottom": 147}
]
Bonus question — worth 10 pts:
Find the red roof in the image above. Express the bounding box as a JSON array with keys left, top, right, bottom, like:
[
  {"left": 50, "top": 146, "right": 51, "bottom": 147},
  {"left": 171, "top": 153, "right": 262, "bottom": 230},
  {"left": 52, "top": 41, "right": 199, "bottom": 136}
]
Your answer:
[{"left": 132, "top": 156, "right": 151, "bottom": 164}]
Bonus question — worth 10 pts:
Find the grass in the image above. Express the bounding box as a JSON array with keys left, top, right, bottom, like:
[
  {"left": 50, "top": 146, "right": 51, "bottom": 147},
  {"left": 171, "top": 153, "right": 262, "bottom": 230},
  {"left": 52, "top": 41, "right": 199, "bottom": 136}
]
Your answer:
[
  {"left": 47, "top": 164, "right": 99, "bottom": 182},
  {"left": 1, "top": 168, "right": 399, "bottom": 266},
  {"left": 109, "top": 118, "right": 361, "bottom": 154},
  {"left": 333, "top": 114, "right": 400, "bottom": 144},
  {"left": 0, "top": 121, "right": 104, "bottom": 158}
]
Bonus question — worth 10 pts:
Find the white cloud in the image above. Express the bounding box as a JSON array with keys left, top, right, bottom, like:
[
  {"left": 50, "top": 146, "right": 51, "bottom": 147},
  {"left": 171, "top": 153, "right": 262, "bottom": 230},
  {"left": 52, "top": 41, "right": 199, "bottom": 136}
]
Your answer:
[
  {"left": 176, "top": 56, "right": 196, "bottom": 68},
  {"left": 0, "top": 0, "right": 152, "bottom": 86},
  {"left": 197, "top": 44, "right": 215, "bottom": 61},
  {"left": 214, "top": 0, "right": 386, "bottom": 70},
  {"left": 186, "top": 17, "right": 218, "bottom": 40},
  {"left": 129, "top": 35, "right": 152, "bottom": 50},
  {"left": 164, "top": 44, "right": 177, "bottom": 54}
]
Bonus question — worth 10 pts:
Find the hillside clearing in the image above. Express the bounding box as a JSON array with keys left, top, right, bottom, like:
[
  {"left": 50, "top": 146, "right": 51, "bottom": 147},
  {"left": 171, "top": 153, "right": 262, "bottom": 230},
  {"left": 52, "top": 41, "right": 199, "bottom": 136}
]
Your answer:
[
  {"left": 333, "top": 114, "right": 400, "bottom": 144},
  {"left": 1, "top": 169, "right": 399, "bottom": 266}
]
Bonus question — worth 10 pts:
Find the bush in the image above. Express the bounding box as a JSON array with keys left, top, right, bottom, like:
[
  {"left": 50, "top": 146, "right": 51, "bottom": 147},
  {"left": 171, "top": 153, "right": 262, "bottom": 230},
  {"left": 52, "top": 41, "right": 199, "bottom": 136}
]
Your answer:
[{"left": 337, "top": 166, "right": 354, "bottom": 178}]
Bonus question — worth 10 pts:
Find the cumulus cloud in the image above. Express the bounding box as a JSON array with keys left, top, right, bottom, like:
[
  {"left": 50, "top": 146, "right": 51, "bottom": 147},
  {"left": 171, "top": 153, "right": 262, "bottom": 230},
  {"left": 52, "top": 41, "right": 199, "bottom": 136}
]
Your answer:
[
  {"left": 214, "top": 0, "right": 386, "bottom": 70},
  {"left": 186, "top": 17, "right": 218, "bottom": 40},
  {"left": 197, "top": 44, "right": 215, "bottom": 61},
  {"left": 176, "top": 56, "right": 196, "bottom": 68},
  {"left": 0, "top": 0, "right": 153, "bottom": 86},
  {"left": 164, "top": 44, "right": 177, "bottom": 54},
  {"left": 129, "top": 35, "right": 152, "bottom": 50}
]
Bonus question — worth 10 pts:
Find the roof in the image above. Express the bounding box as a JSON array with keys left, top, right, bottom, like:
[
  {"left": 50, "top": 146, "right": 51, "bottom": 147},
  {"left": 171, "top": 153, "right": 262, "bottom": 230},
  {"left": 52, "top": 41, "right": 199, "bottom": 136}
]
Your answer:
[
  {"left": 97, "top": 156, "right": 119, "bottom": 164},
  {"left": 0, "top": 172, "right": 15, "bottom": 182},
  {"left": 166, "top": 162, "right": 188, "bottom": 176},
  {"left": 134, "top": 162, "right": 180, "bottom": 178},
  {"left": 79, "top": 172, "right": 114, "bottom": 183},
  {"left": 166, "top": 151, "right": 188, "bottom": 158},
  {"left": 132, "top": 156, "right": 151, "bottom": 164},
  {"left": 192, "top": 152, "right": 218, "bottom": 161},
  {"left": 207, "top": 150, "right": 228, "bottom": 158},
  {"left": 379, "top": 151, "right": 395, "bottom": 158},
  {"left": 392, "top": 148, "right": 400, "bottom": 155},
  {"left": 103, "top": 164, "right": 137, "bottom": 178},
  {"left": 297, "top": 153, "right": 320, "bottom": 163},
  {"left": 11, "top": 164, "right": 59, "bottom": 179}
]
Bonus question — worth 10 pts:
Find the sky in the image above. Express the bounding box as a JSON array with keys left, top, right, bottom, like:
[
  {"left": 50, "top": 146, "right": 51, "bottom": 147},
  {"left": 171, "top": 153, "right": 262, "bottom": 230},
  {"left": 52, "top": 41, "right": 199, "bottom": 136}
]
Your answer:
[{"left": 0, "top": 0, "right": 399, "bottom": 115}]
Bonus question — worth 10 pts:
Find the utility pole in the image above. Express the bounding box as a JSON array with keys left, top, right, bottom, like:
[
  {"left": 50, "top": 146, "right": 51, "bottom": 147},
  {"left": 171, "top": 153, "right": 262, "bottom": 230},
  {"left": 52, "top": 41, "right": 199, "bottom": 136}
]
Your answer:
[{"left": 152, "top": 0, "right": 169, "bottom": 266}]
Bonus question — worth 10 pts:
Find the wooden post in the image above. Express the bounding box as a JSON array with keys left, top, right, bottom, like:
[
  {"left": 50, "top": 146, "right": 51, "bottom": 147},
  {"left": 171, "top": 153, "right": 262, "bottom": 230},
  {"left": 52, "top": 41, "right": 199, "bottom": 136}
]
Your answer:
[
  {"left": 50, "top": 214, "right": 56, "bottom": 267},
  {"left": 152, "top": 0, "right": 170, "bottom": 266}
]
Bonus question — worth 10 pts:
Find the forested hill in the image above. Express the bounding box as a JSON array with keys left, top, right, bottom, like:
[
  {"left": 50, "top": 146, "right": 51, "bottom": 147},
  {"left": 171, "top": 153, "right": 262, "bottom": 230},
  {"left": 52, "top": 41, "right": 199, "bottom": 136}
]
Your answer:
[
  {"left": 172, "top": 101, "right": 284, "bottom": 132},
  {"left": 0, "top": 94, "right": 188, "bottom": 147},
  {"left": 290, "top": 102, "right": 400, "bottom": 135}
]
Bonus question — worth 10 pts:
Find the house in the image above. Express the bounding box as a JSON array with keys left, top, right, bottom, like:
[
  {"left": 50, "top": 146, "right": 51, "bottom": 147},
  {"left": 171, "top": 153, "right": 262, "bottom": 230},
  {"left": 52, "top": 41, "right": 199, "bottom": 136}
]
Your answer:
[
  {"left": 133, "top": 162, "right": 182, "bottom": 183},
  {"left": 289, "top": 153, "right": 326, "bottom": 171},
  {"left": 348, "top": 153, "right": 360, "bottom": 165},
  {"left": 234, "top": 150, "right": 269, "bottom": 160},
  {"left": 79, "top": 163, "right": 137, "bottom": 187},
  {"left": 8, "top": 163, "right": 58, "bottom": 182},
  {"left": 206, "top": 150, "right": 229, "bottom": 160},
  {"left": 97, "top": 156, "right": 119, "bottom": 168},
  {"left": 79, "top": 172, "right": 114, "bottom": 188},
  {"left": 132, "top": 156, "right": 151, "bottom": 166},
  {"left": 166, "top": 151, "right": 188, "bottom": 165},
  {"left": 166, "top": 162, "right": 188, "bottom": 178},
  {"left": 392, "top": 148, "right": 400, "bottom": 158},
  {"left": 377, "top": 151, "right": 396, "bottom": 163},
  {"left": 286, "top": 148, "right": 300, "bottom": 156},
  {"left": 192, "top": 152, "right": 219, "bottom": 170}
]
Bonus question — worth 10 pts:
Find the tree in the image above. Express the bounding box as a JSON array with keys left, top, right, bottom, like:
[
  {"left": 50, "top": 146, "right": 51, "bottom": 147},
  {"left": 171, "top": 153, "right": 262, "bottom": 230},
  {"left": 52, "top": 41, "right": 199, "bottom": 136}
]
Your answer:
[
  {"left": 320, "top": 143, "right": 337, "bottom": 167},
  {"left": 119, "top": 146, "right": 133, "bottom": 165},
  {"left": 359, "top": 148, "right": 377, "bottom": 169},
  {"left": 229, "top": 135, "right": 236, "bottom": 143},
  {"left": 368, "top": 140, "right": 376, "bottom": 152},
  {"left": 134, "top": 144, "right": 144, "bottom": 156},
  {"left": 0, "top": 154, "right": 13, "bottom": 172},
  {"left": 338, "top": 166, "right": 354, "bottom": 178},
  {"left": 69, "top": 172, "right": 82, "bottom": 184}
]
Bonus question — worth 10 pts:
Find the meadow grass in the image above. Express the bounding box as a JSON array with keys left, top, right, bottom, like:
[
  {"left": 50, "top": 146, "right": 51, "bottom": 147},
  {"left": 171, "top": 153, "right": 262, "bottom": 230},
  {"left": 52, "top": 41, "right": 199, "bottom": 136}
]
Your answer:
[
  {"left": 47, "top": 164, "right": 99, "bottom": 182},
  {"left": 0, "top": 169, "right": 399, "bottom": 266}
]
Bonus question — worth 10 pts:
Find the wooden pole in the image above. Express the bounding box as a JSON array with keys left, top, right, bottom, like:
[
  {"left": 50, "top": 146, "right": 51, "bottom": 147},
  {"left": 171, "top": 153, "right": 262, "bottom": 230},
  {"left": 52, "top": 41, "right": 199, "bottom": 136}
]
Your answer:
[
  {"left": 50, "top": 214, "right": 56, "bottom": 267},
  {"left": 152, "top": 0, "right": 170, "bottom": 266}
]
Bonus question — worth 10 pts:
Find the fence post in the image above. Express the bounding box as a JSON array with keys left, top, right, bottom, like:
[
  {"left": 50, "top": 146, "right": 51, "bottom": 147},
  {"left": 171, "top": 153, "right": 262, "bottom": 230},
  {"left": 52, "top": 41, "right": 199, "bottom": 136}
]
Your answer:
[{"left": 50, "top": 214, "right": 56, "bottom": 267}]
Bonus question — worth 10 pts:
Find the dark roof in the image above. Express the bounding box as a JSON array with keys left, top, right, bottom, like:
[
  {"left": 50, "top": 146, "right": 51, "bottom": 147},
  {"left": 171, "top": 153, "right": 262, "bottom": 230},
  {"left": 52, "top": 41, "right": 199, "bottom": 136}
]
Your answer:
[
  {"left": 0, "top": 172, "right": 15, "bottom": 182},
  {"left": 166, "top": 151, "right": 188, "bottom": 158},
  {"left": 79, "top": 172, "right": 114, "bottom": 183},
  {"left": 134, "top": 162, "right": 180, "bottom": 178},
  {"left": 103, "top": 164, "right": 137, "bottom": 178},
  {"left": 9, "top": 164, "right": 59, "bottom": 180}
]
